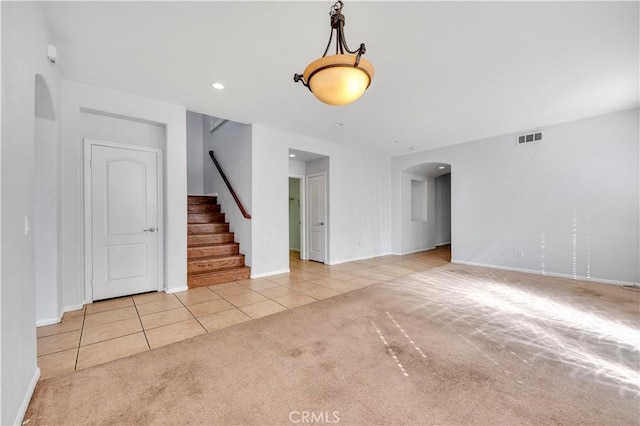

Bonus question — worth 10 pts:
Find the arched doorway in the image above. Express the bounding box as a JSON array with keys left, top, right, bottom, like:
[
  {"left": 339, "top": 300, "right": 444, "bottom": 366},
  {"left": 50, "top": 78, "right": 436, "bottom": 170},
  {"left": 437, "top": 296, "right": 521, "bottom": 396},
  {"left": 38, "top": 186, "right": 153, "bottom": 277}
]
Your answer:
[{"left": 400, "top": 162, "right": 451, "bottom": 258}]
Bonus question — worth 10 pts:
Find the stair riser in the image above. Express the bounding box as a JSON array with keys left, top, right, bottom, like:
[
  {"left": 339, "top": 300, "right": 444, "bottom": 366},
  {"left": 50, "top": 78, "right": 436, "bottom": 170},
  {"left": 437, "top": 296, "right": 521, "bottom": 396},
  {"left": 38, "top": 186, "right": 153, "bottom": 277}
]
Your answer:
[
  {"left": 188, "top": 204, "right": 221, "bottom": 213},
  {"left": 188, "top": 196, "right": 217, "bottom": 205},
  {"left": 188, "top": 268, "right": 251, "bottom": 287},
  {"left": 188, "top": 223, "right": 229, "bottom": 234},
  {"left": 188, "top": 234, "right": 235, "bottom": 245},
  {"left": 188, "top": 213, "right": 225, "bottom": 224},
  {"left": 188, "top": 244, "right": 239, "bottom": 258},
  {"left": 188, "top": 257, "right": 245, "bottom": 273}
]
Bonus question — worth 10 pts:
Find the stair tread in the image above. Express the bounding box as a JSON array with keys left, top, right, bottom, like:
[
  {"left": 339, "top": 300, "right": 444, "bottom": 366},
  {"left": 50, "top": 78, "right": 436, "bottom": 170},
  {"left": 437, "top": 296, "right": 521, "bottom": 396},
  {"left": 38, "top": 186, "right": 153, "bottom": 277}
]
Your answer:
[
  {"left": 188, "top": 266, "right": 250, "bottom": 277},
  {"left": 188, "top": 220, "right": 226, "bottom": 224},
  {"left": 187, "top": 233, "right": 235, "bottom": 244},
  {"left": 188, "top": 231, "right": 233, "bottom": 235},
  {"left": 188, "top": 196, "right": 218, "bottom": 204},
  {"left": 188, "top": 254, "right": 245, "bottom": 263},
  {"left": 188, "top": 204, "right": 221, "bottom": 210},
  {"left": 188, "top": 223, "right": 228, "bottom": 229},
  {"left": 188, "top": 230, "right": 229, "bottom": 235},
  {"left": 188, "top": 242, "right": 238, "bottom": 248}
]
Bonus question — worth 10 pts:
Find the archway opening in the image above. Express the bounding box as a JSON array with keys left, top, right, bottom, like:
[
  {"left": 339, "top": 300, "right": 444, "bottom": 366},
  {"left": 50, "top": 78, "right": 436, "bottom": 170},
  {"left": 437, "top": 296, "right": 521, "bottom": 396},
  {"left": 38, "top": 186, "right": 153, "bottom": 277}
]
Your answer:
[{"left": 400, "top": 162, "right": 451, "bottom": 259}]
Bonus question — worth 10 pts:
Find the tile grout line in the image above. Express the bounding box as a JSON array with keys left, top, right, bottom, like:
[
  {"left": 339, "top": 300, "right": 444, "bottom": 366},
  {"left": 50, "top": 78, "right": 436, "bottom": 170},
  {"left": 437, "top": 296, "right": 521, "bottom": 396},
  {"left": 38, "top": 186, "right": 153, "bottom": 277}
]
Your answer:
[
  {"left": 173, "top": 293, "right": 209, "bottom": 334},
  {"left": 131, "top": 298, "right": 152, "bottom": 350},
  {"left": 73, "top": 308, "right": 88, "bottom": 372},
  {"left": 77, "top": 296, "right": 198, "bottom": 350}
]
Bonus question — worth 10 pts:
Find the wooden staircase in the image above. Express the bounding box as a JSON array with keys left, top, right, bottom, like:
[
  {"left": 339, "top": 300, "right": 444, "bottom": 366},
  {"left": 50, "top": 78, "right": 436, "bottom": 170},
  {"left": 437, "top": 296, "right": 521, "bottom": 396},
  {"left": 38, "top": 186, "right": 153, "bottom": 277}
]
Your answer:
[{"left": 187, "top": 195, "right": 250, "bottom": 287}]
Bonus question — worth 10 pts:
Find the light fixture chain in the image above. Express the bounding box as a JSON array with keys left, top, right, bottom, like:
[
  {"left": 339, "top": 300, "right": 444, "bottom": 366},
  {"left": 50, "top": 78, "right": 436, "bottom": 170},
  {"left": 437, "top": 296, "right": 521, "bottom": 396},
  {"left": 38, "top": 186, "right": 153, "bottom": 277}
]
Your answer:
[{"left": 330, "top": 1, "right": 344, "bottom": 17}]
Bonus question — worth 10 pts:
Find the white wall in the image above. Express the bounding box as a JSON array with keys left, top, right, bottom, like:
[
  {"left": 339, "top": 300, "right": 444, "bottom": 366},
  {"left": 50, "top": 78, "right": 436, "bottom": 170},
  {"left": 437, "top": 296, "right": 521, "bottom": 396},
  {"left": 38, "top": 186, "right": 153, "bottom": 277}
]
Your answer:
[
  {"left": 289, "top": 159, "right": 306, "bottom": 176},
  {"left": 34, "top": 74, "right": 60, "bottom": 325},
  {"left": 80, "top": 111, "right": 165, "bottom": 148},
  {"left": 1, "top": 2, "right": 61, "bottom": 423},
  {"left": 60, "top": 79, "right": 187, "bottom": 305},
  {"left": 34, "top": 117, "right": 59, "bottom": 324},
  {"left": 186, "top": 111, "right": 204, "bottom": 195},
  {"left": 392, "top": 108, "right": 640, "bottom": 285},
  {"left": 202, "top": 119, "right": 252, "bottom": 266},
  {"left": 251, "top": 125, "right": 391, "bottom": 277}
]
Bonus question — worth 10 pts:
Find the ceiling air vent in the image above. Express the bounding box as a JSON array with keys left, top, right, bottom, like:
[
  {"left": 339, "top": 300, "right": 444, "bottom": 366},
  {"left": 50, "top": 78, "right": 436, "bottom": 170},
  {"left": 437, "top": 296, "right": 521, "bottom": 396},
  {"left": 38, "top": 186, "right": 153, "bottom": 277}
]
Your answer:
[{"left": 517, "top": 130, "right": 543, "bottom": 145}]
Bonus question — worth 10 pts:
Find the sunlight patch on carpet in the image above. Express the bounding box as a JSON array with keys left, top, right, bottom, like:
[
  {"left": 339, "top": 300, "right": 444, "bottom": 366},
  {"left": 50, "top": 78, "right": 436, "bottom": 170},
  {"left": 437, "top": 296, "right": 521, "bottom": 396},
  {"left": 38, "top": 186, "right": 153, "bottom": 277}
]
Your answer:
[{"left": 393, "top": 269, "right": 640, "bottom": 396}]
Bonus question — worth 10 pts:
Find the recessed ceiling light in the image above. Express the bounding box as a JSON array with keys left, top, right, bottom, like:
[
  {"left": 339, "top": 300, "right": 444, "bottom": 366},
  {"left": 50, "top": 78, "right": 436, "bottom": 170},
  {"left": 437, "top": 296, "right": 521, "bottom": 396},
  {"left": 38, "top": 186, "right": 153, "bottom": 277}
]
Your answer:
[
  {"left": 335, "top": 122, "right": 344, "bottom": 127},
  {"left": 289, "top": 154, "right": 296, "bottom": 158},
  {"left": 211, "top": 82, "right": 224, "bottom": 90},
  {"left": 392, "top": 140, "right": 399, "bottom": 144},
  {"left": 438, "top": 166, "right": 445, "bottom": 169}
]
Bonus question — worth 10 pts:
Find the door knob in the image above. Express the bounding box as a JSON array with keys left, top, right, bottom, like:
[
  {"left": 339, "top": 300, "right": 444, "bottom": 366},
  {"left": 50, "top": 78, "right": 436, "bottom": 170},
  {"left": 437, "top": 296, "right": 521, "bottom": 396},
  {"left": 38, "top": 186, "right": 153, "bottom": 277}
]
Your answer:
[
  {"left": 143, "top": 227, "right": 156, "bottom": 232},
  {"left": 316, "top": 222, "right": 324, "bottom": 226}
]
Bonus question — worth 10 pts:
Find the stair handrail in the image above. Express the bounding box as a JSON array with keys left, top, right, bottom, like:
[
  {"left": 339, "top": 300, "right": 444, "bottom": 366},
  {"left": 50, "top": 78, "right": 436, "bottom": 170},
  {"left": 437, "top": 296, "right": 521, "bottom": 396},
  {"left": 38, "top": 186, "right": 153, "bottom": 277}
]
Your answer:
[{"left": 208, "top": 150, "right": 251, "bottom": 219}]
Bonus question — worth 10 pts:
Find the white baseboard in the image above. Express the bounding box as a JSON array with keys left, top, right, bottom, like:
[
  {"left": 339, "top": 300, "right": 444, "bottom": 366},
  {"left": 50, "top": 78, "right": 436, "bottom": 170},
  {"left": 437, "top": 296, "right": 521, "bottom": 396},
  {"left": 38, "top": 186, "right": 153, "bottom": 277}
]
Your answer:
[
  {"left": 36, "top": 317, "right": 61, "bottom": 327},
  {"left": 327, "top": 252, "right": 397, "bottom": 266},
  {"left": 251, "top": 269, "right": 290, "bottom": 279},
  {"left": 64, "top": 304, "right": 85, "bottom": 314},
  {"left": 451, "top": 259, "right": 639, "bottom": 287},
  {"left": 393, "top": 247, "right": 436, "bottom": 256},
  {"left": 15, "top": 367, "right": 41, "bottom": 426},
  {"left": 37, "top": 302, "right": 87, "bottom": 327},
  {"left": 165, "top": 286, "right": 189, "bottom": 294}
]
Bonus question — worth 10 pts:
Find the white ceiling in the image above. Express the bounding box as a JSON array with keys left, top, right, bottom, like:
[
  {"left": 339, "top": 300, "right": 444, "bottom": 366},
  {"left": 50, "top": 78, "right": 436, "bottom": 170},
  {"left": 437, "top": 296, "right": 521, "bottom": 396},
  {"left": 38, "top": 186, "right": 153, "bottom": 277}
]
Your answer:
[{"left": 41, "top": 1, "right": 639, "bottom": 157}]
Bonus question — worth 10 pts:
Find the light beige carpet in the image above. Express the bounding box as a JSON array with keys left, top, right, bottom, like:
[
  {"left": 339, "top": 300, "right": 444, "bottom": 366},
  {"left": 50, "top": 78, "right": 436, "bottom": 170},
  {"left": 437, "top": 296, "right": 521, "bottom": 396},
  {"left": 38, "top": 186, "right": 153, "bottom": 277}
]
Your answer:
[{"left": 26, "top": 264, "right": 639, "bottom": 425}]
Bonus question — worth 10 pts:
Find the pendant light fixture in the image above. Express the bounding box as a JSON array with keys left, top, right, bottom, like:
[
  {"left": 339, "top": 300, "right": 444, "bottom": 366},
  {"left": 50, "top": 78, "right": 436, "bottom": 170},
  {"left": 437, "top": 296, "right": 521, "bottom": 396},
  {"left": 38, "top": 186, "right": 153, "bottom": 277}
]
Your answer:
[{"left": 294, "top": 1, "right": 374, "bottom": 106}]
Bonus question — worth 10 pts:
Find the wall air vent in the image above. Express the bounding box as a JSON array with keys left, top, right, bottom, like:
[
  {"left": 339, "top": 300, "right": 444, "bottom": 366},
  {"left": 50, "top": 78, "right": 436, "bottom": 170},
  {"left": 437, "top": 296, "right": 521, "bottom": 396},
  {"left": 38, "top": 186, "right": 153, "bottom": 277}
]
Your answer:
[{"left": 517, "top": 130, "right": 543, "bottom": 145}]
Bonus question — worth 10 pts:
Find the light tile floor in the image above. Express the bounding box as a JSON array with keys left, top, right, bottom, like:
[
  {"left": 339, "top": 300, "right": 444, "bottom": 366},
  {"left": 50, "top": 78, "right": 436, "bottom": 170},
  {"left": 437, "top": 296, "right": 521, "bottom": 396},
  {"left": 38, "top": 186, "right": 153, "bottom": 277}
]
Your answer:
[{"left": 37, "top": 247, "right": 451, "bottom": 379}]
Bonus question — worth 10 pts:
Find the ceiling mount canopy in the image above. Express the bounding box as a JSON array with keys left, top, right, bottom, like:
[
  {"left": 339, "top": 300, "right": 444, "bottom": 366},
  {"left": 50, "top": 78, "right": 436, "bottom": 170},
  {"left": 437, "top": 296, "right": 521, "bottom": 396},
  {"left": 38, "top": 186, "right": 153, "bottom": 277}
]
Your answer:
[{"left": 294, "top": 1, "right": 374, "bottom": 106}]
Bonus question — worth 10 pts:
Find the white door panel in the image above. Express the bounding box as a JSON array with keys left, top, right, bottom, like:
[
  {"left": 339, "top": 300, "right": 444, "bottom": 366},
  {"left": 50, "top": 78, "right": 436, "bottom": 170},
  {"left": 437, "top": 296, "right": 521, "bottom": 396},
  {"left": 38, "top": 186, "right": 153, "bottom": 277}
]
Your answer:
[
  {"left": 307, "top": 174, "right": 326, "bottom": 263},
  {"left": 90, "top": 143, "right": 159, "bottom": 300}
]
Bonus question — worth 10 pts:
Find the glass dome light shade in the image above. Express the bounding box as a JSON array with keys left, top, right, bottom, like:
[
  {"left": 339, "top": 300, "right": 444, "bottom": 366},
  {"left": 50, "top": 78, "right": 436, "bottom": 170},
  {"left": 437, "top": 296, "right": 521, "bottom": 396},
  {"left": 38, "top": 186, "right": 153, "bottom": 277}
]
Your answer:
[{"left": 303, "top": 54, "right": 374, "bottom": 106}]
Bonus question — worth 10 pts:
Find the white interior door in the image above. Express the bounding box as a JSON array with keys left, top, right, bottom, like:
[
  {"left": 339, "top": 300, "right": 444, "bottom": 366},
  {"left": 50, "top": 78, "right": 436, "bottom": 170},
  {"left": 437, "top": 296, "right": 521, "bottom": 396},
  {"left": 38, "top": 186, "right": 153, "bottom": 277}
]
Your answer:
[
  {"left": 307, "top": 174, "right": 326, "bottom": 263},
  {"left": 90, "top": 143, "right": 160, "bottom": 300}
]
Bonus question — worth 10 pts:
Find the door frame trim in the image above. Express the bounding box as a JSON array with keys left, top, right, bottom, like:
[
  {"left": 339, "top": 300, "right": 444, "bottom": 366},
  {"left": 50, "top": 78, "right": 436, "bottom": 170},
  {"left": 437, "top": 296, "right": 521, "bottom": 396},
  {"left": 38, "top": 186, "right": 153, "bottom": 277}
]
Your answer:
[
  {"left": 83, "top": 138, "right": 164, "bottom": 303},
  {"left": 306, "top": 172, "right": 327, "bottom": 264},
  {"left": 289, "top": 174, "right": 307, "bottom": 260}
]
